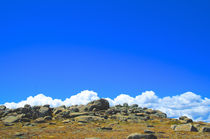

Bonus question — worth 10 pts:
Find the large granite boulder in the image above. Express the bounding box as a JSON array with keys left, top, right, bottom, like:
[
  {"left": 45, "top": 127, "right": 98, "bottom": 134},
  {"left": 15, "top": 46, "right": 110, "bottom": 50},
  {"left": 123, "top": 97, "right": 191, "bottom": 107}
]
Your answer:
[{"left": 85, "top": 99, "right": 110, "bottom": 111}]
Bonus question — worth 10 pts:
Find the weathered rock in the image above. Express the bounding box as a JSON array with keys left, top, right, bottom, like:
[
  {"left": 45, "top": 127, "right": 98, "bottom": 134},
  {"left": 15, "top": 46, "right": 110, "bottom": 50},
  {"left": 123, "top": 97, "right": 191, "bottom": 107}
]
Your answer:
[
  {"left": 21, "top": 118, "right": 30, "bottom": 122},
  {"left": 127, "top": 133, "right": 157, "bottom": 139},
  {"left": 179, "top": 116, "right": 188, "bottom": 120},
  {"left": 131, "top": 104, "right": 138, "bottom": 108},
  {"left": 14, "top": 132, "right": 24, "bottom": 137},
  {"left": 44, "top": 116, "right": 52, "bottom": 121},
  {"left": 0, "top": 105, "right": 6, "bottom": 110},
  {"left": 153, "top": 110, "right": 167, "bottom": 118},
  {"left": 200, "top": 127, "right": 210, "bottom": 132},
  {"left": 62, "top": 119, "right": 71, "bottom": 123},
  {"left": 75, "top": 116, "right": 103, "bottom": 123},
  {"left": 4, "top": 122, "right": 14, "bottom": 126},
  {"left": 53, "top": 109, "right": 63, "bottom": 115},
  {"left": 39, "top": 106, "right": 52, "bottom": 117},
  {"left": 179, "top": 116, "right": 193, "bottom": 123},
  {"left": 99, "top": 126, "right": 112, "bottom": 130},
  {"left": 24, "top": 104, "right": 31, "bottom": 108},
  {"left": 105, "top": 108, "right": 119, "bottom": 115},
  {"left": 123, "top": 103, "right": 129, "bottom": 107},
  {"left": 70, "top": 107, "right": 79, "bottom": 112},
  {"left": 144, "top": 130, "right": 155, "bottom": 134},
  {"left": 69, "top": 112, "right": 89, "bottom": 118},
  {"left": 3, "top": 116, "right": 20, "bottom": 123},
  {"left": 86, "top": 99, "right": 110, "bottom": 111},
  {"left": 174, "top": 124, "right": 198, "bottom": 132},
  {"left": 34, "top": 117, "right": 46, "bottom": 123}
]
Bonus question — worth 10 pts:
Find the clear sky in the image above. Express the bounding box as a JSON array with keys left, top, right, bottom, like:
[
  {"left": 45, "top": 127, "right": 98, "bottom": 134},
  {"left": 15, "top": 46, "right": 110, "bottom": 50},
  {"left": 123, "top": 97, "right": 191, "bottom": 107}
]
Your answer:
[{"left": 1, "top": 0, "right": 210, "bottom": 104}]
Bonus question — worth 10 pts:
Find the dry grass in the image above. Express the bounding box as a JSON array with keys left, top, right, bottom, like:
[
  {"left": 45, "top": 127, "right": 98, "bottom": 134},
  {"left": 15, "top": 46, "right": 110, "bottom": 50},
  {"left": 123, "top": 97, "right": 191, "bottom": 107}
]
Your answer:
[{"left": 0, "top": 119, "right": 209, "bottom": 139}]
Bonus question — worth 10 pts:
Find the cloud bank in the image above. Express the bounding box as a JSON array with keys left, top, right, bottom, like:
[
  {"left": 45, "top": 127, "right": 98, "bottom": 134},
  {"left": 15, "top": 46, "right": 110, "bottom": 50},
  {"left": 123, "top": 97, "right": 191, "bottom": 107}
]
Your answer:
[{"left": 2, "top": 90, "right": 210, "bottom": 122}]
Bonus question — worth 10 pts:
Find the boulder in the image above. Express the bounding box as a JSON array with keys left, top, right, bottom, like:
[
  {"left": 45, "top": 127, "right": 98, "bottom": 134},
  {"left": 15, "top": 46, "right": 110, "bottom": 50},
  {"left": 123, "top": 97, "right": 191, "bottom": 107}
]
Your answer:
[
  {"left": 130, "top": 104, "right": 138, "bottom": 108},
  {"left": 144, "top": 130, "right": 155, "bottom": 134},
  {"left": 123, "top": 103, "right": 129, "bottom": 107},
  {"left": 69, "top": 112, "right": 89, "bottom": 118},
  {"left": 54, "top": 110, "right": 71, "bottom": 119},
  {"left": 99, "top": 126, "right": 112, "bottom": 130},
  {"left": 34, "top": 117, "right": 46, "bottom": 123},
  {"left": 86, "top": 99, "right": 109, "bottom": 111},
  {"left": 179, "top": 116, "right": 193, "bottom": 123},
  {"left": 3, "top": 116, "right": 20, "bottom": 123},
  {"left": 39, "top": 106, "right": 52, "bottom": 117},
  {"left": 0, "top": 105, "right": 6, "bottom": 110},
  {"left": 62, "top": 119, "right": 71, "bottom": 123},
  {"left": 75, "top": 116, "right": 103, "bottom": 123},
  {"left": 200, "top": 127, "right": 210, "bottom": 132},
  {"left": 127, "top": 133, "right": 157, "bottom": 139},
  {"left": 174, "top": 124, "right": 198, "bottom": 132},
  {"left": 44, "top": 116, "right": 52, "bottom": 121}
]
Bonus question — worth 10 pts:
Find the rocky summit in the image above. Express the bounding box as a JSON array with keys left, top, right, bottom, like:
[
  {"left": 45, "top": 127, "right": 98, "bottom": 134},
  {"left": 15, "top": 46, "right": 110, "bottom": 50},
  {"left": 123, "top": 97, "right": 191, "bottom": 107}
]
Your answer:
[{"left": 0, "top": 99, "right": 209, "bottom": 139}]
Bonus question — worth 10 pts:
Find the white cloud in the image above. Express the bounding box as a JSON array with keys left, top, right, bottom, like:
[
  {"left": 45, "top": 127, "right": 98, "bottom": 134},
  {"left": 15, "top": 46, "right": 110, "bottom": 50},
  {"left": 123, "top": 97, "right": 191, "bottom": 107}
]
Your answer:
[{"left": 2, "top": 90, "right": 210, "bottom": 122}]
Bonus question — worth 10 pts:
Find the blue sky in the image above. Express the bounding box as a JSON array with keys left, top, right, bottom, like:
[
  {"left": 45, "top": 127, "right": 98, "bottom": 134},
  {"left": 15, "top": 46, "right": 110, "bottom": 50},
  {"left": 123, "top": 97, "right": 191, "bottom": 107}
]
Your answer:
[{"left": 1, "top": 0, "right": 210, "bottom": 105}]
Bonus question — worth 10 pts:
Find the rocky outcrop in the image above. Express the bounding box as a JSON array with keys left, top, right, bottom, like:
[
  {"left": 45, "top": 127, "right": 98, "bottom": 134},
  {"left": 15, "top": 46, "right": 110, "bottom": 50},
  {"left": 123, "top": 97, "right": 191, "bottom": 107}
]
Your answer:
[{"left": 0, "top": 98, "right": 169, "bottom": 125}]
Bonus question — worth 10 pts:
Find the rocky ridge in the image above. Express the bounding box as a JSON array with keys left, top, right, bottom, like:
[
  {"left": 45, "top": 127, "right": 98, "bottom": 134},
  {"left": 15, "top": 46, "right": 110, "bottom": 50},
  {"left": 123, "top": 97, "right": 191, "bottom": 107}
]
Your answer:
[{"left": 0, "top": 98, "right": 209, "bottom": 138}]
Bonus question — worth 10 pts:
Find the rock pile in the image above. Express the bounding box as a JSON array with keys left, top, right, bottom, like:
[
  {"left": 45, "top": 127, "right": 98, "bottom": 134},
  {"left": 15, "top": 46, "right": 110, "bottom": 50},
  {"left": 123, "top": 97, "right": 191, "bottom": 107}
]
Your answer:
[{"left": 0, "top": 99, "right": 167, "bottom": 126}]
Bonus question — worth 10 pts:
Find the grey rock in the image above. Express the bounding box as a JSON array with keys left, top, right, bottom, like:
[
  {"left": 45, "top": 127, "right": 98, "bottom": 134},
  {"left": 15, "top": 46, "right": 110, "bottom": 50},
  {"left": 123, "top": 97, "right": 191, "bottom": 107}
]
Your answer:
[
  {"left": 69, "top": 112, "right": 89, "bottom": 118},
  {"left": 123, "top": 103, "right": 129, "bottom": 107},
  {"left": 39, "top": 106, "right": 52, "bottom": 117},
  {"left": 144, "top": 130, "right": 155, "bottom": 134},
  {"left": 34, "top": 117, "right": 46, "bottom": 123},
  {"left": 44, "top": 116, "right": 52, "bottom": 120},
  {"left": 75, "top": 116, "right": 103, "bottom": 123},
  {"left": 179, "top": 116, "right": 193, "bottom": 123},
  {"left": 0, "top": 105, "right": 6, "bottom": 110},
  {"left": 174, "top": 124, "right": 198, "bottom": 132},
  {"left": 131, "top": 104, "right": 138, "bottom": 108},
  {"left": 86, "top": 99, "right": 109, "bottom": 111},
  {"left": 100, "top": 127, "right": 112, "bottom": 130},
  {"left": 4, "top": 122, "right": 14, "bottom": 126},
  {"left": 43, "top": 104, "right": 50, "bottom": 108},
  {"left": 14, "top": 132, "right": 24, "bottom": 137},
  {"left": 200, "top": 127, "right": 210, "bottom": 132},
  {"left": 127, "top": 133, "right": 157, "bottom": 139},
  {"left": 3, "top": 116, "right": 20, "bottom": 123},
  {"left": 24, "top": 104, "right": 31, "bottom": 108}
]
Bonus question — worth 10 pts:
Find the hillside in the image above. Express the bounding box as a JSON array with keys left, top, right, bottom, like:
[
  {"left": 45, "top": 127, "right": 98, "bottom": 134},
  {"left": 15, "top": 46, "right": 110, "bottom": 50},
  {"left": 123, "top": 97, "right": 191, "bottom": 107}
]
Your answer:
[{"left": 0, "top": 99, "right": 209, "bottom": 139}]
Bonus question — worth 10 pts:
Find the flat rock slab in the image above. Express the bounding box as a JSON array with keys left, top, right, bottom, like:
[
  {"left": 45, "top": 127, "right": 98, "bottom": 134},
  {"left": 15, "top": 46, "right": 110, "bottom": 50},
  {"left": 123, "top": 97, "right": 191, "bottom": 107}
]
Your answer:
[
  {"left": 175, "top": 124, "right": 198, "bottom": 132},
  {"left": 3, "top": 116, "right": 20, "bottom": 123}
]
